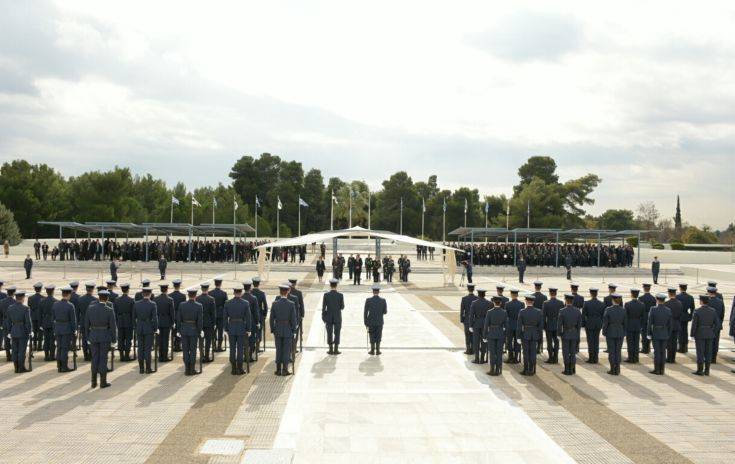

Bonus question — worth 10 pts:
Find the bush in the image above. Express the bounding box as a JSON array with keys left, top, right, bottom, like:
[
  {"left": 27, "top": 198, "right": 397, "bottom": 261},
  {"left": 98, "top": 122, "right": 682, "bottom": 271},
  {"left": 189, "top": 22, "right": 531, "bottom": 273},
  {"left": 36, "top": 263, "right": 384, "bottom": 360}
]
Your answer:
[
  {"left": 652, "top": 242, "right": 665, "bottom": 250},
  {"left": 626, "top": 237, "right": 638, "bottom": 247},
  {"left": 0, "top": 202, "right": 22, "bottom": 246},
  {"left": 670, "top": 241, "right": 685, "bottom": 250}
]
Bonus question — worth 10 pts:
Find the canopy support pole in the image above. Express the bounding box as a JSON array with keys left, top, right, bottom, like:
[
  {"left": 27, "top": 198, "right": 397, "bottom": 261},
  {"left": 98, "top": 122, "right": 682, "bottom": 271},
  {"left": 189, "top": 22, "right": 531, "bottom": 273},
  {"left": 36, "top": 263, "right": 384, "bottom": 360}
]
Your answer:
[{"left": 555, "top": 232, "right": 559, "bottom": 267}]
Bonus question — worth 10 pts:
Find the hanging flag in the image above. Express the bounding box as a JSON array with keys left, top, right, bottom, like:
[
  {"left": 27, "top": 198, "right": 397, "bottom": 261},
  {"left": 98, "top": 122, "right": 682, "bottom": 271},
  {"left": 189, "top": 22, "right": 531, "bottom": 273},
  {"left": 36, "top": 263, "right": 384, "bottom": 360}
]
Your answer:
[
  {"left": 213, "top": 197, "right": 218, "bottom": 207},
  {"left": 443, "top": 197, "right": 447, "bottom": 212},
  {"left": 464, "top": 198, "right": 468, "bottom": 214},
  {"left": 192, "top": 196, "right": 200, "bottom": 207},
  {"left": 332, "top": 190, "right": 338, "bottom": 205},
  {"left": 277, "top": 196, "right": 282, "bottom": 210},
  {"left": 234, "top": 197, "right": 239, "bottom": 210},
  {"left": 299, "top": 197, "right": 309, "bottom": 207},
  {"left": 422, "top": 197, "right": 426, "bottom": 213},
  {"left": 255, "top": 195, "right": 261, "bottom": 208},
  {"left": 171, "top": 195, "right": 180, "bottom": 206},
  {"left": 485, "top": 201, "right": 489, "bottom": 213}
]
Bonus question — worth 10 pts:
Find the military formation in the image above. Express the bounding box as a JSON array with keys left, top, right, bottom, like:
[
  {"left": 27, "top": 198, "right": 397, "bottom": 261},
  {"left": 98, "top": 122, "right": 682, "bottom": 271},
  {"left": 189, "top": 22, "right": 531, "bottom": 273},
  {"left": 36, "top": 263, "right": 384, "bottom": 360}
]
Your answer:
[
  {"left": 451, "top": 242, "right": 635, "bottom": 268},
  {"left": 460, "top": 280, "right": 731, "bottom": 377},
  {"left": 331, "top": 254, "right": 404, "bottom": 284}
]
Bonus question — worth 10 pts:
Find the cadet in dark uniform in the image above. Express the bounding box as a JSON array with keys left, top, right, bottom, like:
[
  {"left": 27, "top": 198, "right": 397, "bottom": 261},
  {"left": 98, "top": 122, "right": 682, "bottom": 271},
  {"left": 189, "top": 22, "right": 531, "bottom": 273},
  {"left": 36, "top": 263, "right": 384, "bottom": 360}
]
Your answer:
[
  {"left": 532, "top": 281, "right": 547, "bottom": 353},
  {"left": 675, "top": 283, "right": 695, "bottom": 353},
  {"left": 0, "top": 285, "right": 16, "bottom": 360},
  {"left": 559, "top": 293, "right": 582, "bottom": 375},
  {"left": 24, "top": 255, "right": 33, "bottom": 279},
  {"left": 570, "top": 284, "right": 584, "bottom": 309},
  {"left": 270, "top": 283, "right": 298, "bottom": 375},
  {"left": 158, "top": 255, "right": 167, "bottom": 280},
  {"left": 155, "top": 284, "right": 175, "bottom": 362},
  {"left": 77, "top": 282, "right": 97, "bottom": 361},
  {"left": 85, "top": 290, "right": 117, "bottom": 388},
  {"left": 582, "top": 288, "right": 604, "bottom": 363},
  {"left": 602, "top": 293, "right": 625, "bottom": 375},
  {"left": 210, "top": 278, "right": 228, "bottom": 352},
  {"left": 516, "top": 258, "right": 526, "bottom": 283},
  {"left": 53, "top": 286, "right": 77, "bottom": 372},
  {"left": 289, "top": 279, "right": 305, "bottom": 352},
  {"left": 706, "top": 281, "right": 723, "bottom": 300},
  {"left": 322, "top": 278, "right": 344, "bottom": 355},
  {"left": 364, "top": 285, "right": 387, "bottom": 355},
  {"left": 134, "top": 279, "right": 151, "bottom": 301},
  {"left": 114, "top": 283, "right": 135, "bottom": 360},
  {"left": 252, "top": 277, "right": 268, "bottom": 352},
  {"left": 505, "top": 289, "right": 523, "bottom": 363},
  {"left": 110, "top": 260, "right": 120, "bottom": 282},
  {"left": 564, "top": 254, "right": 573, "bottom": 280},
  {"left": 179, "top": 288, "right": 204, "bottom": 375},
  {"left": 691, "top": 294, "right": 721, "bottom": 376},
  {"left": 29, "top": 282, "right": 44, "bottom": 351},
  {"left": 460, "top": 284, "right": 477, "bottom": 355},
  {"left": 648, "top": 293, "right": 672, "bottom": 375},
  {"left": 603, "top": 284, "right": 617, "bottom": 308},
  {"left": 518, "top": 294, "right": 543, "bottom": 376},
  {"left": 651, "top": 256, "right": 660, "bottom": 284},
  {"left": 170, "top": 279, "right": 185, "bottom": 352},
  {"left": 316, "top": 256, "right": 326, "bottom": 283},
  {"left": 6, "top": 291, "right": 32, "bottom": 373},
  {"left": 707, "top": 286, "right": 724, "bottom": 363},
  {"left": 106, "top": 280, "right": 119, "bottom": 302},
  {"left": 495, "top": 285, "right": 509, "bottom": 307},
  {"left": 624, "top": 289, "right": 645, "bottom": 363},
  {"left": 133, "top": 287, "right": 159, "bottom": 374},
  {"left": 224, "top": 286, "right": 252, "bottom": 375},
  {"left": 40, "top": 284, "right": 57, "bottom": 361},
  {"left": 198, "top": 283, "right": 216, "bottom": 362},
  {"left": 469, "top": 288, "right": 490, "bottom": 364},
  {"left": 664, "top": 287, "right": 683, "bottom": 363},
  {"left": 639, "top": 283, "right": 656, "bottom": 354},
  {"left": 542, "top": 287, "right": 563, "bottom": 364},
  {"left": 483, "top": 296, "right": 507, "bottom": 376},
  {"left": 242, "top": 280, "right": 260, "bottom": 362}
]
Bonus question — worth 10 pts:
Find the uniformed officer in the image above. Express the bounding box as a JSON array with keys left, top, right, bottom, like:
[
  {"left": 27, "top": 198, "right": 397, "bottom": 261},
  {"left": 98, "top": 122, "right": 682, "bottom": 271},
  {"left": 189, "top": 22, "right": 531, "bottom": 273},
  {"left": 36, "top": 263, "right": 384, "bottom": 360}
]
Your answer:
[
  {"left": 114, "top": 283, "right": 135, "bottom": 360},
  {"left": 29, "top": 282, "right": 44, "bottom": 351},
  {"left": 177, "top": 288, "right": 203, "bottom": 375},
  {"left": 707, "top": 286, "right": 724, "bottom": 363},
  {"left": 690, "top": 294, "right": 721, "bottom": 376},
  {"left": 532, "top": 281, "right": 547, "bottom": 353},
  {"left": 460, "top": 284, "right": 478, "bottom": 355},
  {"left": 570, "top": 283, "right": 584, "bottom": 309},
  {"left": 364, "top": 284, "right": 387, "bottom": 355},
  {"left": 289, "top": 279, "right": 305, "bottom": 353},
  {"left": 85, "top": 290, "right": 117, "bottom": 388},
  {"left": 469, "top": 288, "right": 490, "bottom": 364},
  {"left": 0, "top": 285, "right": 16, "bottom": 360},
  {"left": 197, "top": 283, "right": 216, "bottom": 362},
  {"left": 155, "top": 284, "right": 175, "bottom": 362},
  {"left": 322, "top": 278, "right": 344, "bottom": 355},
  {"left": 624, "top": 289, "right": 645, "bottom": 363},
  {"left": 542, "top": 287, "right": 563, "bottom": 364},
  {"left": 675, "top": 283, "right": 695, "bottom": 353},
  {"left": 483, "top": 296, "right": 507, "bottom": 376},
  {"left": 651, "top": 256, "right": 660, "bottom": 284},
  {"left": 242, "top": 280, "right": 260, "bottom": 362},
  {"left": 517, "top": 257, "right": 526, "bottom": 283},
  {"left": 252, "top": 277, "right": 268, "bottom": 352},
  {"left": 158, "top": 254, "right": 167, "bottom": 280},
  {"left": 77, "top": 282, "right": 97, "bottom": 361},
  {"left": 602, "top": 293, "right": 625, "bottom": 375},
  {"left": 6, "top": 290, "right": 32, "bottom": 373},
  {"left": 603, "top": 284, "right": 617, "bottom": 307},
  {"left": 648, "top": 293, "right": 672, "bottom": 375},
  {"left": 224, "top": 286, "right": 252, "bottom": 375},
  {"left": 40, "top": 285, "right": 57, "bottom": 361},
  {"left": 134, "top": 279, "right": 152, "bottom": 301},
  {"left": 518, "top": 294, "right": 543, "bottom": 376},
  {"left": 270, "top": 283, "right": 298, "bottom": 375},
  {"left": 664, "top": 287, "right": 683, "bottom": 363},
  {"left": 495, "top": 285, "right": 509, "bottom": 307},
  {"left": 559, "top": 293, "right": 582, "bottom": 375},
  {"left": 52, "top": 286, "right": 77, "bottom": 372},
  {"left": 505, "top": 289, "right": 523, "bottom": 363},
  {"left": 582, "top": 288, "right": 604, "bottom": 363},
  {"left": 170, "top": 279, "right": 186, "bottom": 352},
  {"left": 106, "top": 280, "right": 119, "bottom": 302},
  {"left": 706, "top": 281, "right": 723, "bottom": 300},
  {"left": 110, "top": 259, "right": 120, "bottom": 282},
  {"left": 209, "top": 278, "right": 227, "bottom": 352},
  {"left": 133, "top": 287, "right": 159, "bottom": 374},
  {"left": 639, "top": 283, "right": 657, "bottom": 354}
]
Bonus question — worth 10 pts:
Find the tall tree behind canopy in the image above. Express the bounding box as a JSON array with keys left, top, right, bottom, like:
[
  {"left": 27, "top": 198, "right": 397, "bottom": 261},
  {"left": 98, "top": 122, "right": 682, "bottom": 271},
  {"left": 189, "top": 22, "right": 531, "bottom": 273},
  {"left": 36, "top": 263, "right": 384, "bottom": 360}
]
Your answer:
[{"left": 301, "top": 169, "right": 325, "bottom": 233}]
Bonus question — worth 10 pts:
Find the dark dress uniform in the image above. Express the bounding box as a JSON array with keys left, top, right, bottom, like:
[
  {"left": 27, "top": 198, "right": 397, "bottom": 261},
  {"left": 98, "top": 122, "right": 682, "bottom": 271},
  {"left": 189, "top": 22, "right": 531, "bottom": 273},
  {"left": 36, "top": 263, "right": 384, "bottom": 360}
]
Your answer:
[
  {"left": 40, "top": 289, "right": 57, "bottom": 360},
  {"left": 647, "top": 302, "right": 672, "bottom": 375},
  {"left": 197, "top": 291, "right": 216, "bottom": 361},
  {"left": 252, "top": 285, "right": 268, "bottom": 350},
  {"left": 602, "top": 303, "right": 625, "bottom": 375},
  {"left": 290, "top": 286, "right": 305, "bottom": 352},
  {"left": 158, "top": 257, "right": 167, "bottom": 280},
  {"left": 505, "top": 297, "right": 523, "bottom": 363},
  {"left": 469, "top": 296, "right": 491, "bottom": 363},
  {"left": 559, "top": 303, "right": 582, "bottom": 375},
  {"left": 483, "top": 304, "right": 507, "bottom": 375},
  {"left": 690, "top": 302, "right": 721, "bottom": 375},
  {"left": 532, "top": 288, "right": 547, "bottom": 352},
  {"left": 28, "top": 286, "right": 44, "bottom": 350},
  {"left": 6, "top": 297, "right": 32, "bottom": 373},
  {"left": 708, "top": 294, "right": 724, "bottom": 362},
  {"left": 243, "top": 290, "right": 261, "bottom": 360},
  {"left": 85, "top": 298, "right": 117, "bottom": 388},
  {"left": 460, "top": 290, "right": 478, "bottom": 354},
  {"left": 624, "top": 297, "right": 646, "bottom": 363},
  {"left": 133, "top": 298, "right": 159, "bottom": 373},
  {"left": 364, "top": 293, "right": 388, "bottom": 354},
  {"left": 639, "top": 291, "right": 657, "bottom": 353},
  {"left": 676, "top": 290, "right": 695, "bottom": 353},
  {"left": 542, "top": 296, "right": 563, "bottom": 363},
  {"left": 664, "top": 297, "right": 683, "bottom": 362},
  {"left": 322, "top": 288, "right": 344, "bottom": 353},
  {"left": 210, "top": 285, "right": 228, "bottom": 351},
  {"left": 114, "top": 292, "right": 135, "bottom": 359},
  {"left": 154, "top": 291, "right": 175, "bottom": 361},
  {"left": 518, "top": 304, "right": 543, "bottom": 375},
  {"left": 517, "top": 260, "right": 526, "bottom": 283},
  {"left": 0, "top": 289, "right": 16, "bottom": 359},
  {"left": 177, "top": 298, "right": 203, "bottom": 375},
  {"left": 651, "top": 260, "right": 660, "bottom": 284},
  {"left": 170, "top": 287, "right": 186, "bottom": 351},
  {"left": 77, "top": 289, "right": 97, "bottom": 360},
  {"left": 582, "top": 296, "right": 605, "bottom": 363},
  {"left": 224, "top": 295, "right": 252, "bottom": 374},
  {"left": 270, "top": 295, "right": 298, "bottom": 374},
  {"left": 53, "top": 297, "right": 77, "bottom": 371}
]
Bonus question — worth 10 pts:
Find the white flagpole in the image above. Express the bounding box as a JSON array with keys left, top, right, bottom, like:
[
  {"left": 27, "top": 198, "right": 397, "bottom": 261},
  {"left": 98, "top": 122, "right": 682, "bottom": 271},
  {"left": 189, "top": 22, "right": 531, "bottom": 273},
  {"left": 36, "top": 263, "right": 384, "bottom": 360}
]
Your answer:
[
  {"left": 254, "top": 196, "right": 258, "bottom": 239},
  {"left": 277, "top": 198, "right": 280, "bottom": 240},
  {"left": 212, "top": 197, "right": 216, "bottom": 237},
  {"left": 330, "top": 190, "right": 334, "bottom": 231},
  {"left": 170, "top": 199, "right": 174, "bottom": 223},
  {"left": 421, "top": 197, "right": 425, "bottom": 239},
  {"left": 526, "top": 200, "right": 530, "bottom": 244},
  {"left": 442, "top": 199, "right": 446, "bottom": 243},
  {"left": 233, "top": 197, "right": 237, "bottom": 276},
  {"left": 367, "top": 188, "right": 371, "bottom": 230},
  {"left": 298, "top": 198, "right": 301, "bottom": 236},
  {"left": 400, "top": 197, "right": 403, "bottom": 235},
  {"left": 349, "top": 189, "right": 352, "bottom": 229}
]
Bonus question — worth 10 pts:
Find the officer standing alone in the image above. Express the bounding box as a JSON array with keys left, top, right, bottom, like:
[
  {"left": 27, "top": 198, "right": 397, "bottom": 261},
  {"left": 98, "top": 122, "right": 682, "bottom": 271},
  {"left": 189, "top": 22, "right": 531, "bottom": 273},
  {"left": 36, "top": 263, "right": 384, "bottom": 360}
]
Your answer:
[
  {"left": 364, "top": 285, "right": 387, "bottom": 355},
  {"left": 322, "top": 278, "right": 344, "bottom": 355}
]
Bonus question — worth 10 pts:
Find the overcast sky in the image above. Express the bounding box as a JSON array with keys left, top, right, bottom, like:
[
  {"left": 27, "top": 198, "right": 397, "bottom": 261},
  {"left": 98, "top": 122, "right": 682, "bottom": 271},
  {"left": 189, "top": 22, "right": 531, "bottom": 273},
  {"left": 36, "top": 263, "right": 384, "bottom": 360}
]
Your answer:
[{"left": 1, "top": 0, "right": 733, "bottom": 228}]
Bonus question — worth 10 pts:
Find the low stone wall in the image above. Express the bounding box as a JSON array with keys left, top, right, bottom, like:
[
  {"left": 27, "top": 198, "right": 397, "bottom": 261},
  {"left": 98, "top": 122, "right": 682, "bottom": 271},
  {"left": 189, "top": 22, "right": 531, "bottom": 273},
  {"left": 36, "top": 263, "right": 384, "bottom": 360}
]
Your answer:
[{"left": 638, "top": 248, "right": 734, "bottom": 265}]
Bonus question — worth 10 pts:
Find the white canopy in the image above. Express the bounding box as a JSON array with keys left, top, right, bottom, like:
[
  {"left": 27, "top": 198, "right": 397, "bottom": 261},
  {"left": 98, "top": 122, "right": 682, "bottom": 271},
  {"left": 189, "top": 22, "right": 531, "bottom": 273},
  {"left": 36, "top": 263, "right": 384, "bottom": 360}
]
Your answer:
[{"left": 255, "top": 226, "right": 461, "bottom": 252}]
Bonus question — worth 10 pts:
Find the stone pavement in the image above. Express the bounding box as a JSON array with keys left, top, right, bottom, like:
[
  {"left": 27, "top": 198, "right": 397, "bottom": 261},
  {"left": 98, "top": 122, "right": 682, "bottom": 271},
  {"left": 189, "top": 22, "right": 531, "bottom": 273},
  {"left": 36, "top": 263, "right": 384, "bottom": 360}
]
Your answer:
[{"left": 0, "top": 267, "right": 732, "bottom": 463}]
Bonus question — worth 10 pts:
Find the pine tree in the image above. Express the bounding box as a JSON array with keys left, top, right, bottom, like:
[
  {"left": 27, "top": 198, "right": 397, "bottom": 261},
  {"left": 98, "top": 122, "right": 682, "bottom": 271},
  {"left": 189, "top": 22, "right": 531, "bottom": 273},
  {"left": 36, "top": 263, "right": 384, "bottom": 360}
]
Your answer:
[{"left": 674, "top": 195, "right": 682, "bottom": 233}]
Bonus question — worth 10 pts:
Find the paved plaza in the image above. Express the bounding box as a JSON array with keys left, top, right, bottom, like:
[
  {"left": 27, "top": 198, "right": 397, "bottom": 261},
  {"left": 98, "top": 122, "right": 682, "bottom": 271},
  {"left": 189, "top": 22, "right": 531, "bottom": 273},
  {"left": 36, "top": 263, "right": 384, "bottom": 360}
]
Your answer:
[{"left": 0, "top": 261, "right": 733, "bottom": 464}]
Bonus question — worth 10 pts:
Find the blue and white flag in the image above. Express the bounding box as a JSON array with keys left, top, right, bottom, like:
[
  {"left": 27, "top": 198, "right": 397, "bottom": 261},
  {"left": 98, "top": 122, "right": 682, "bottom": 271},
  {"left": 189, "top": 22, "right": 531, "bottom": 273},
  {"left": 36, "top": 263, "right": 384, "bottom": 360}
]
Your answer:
[
  {"left": 443, "top": 197, "right": 446, "bottom": 213},
  {"left": 213, "top": 197, "right": 218, "bottom": 207},
  {"left": 277, "top": 196, "right": 282, "bottom": 210},
  {"left": 171, "top": 195, "right": 180, "bottom": 206},
  {"left": 422, "top": 197, "right": 426, "bottom": 213},
  {"left": 255, "top": 195, "right": 261, "bottom": 208},
  {"left": 485, "top": 201, "right": 489, "bottom": 213},
  {"left": 299, "top": 197, "right": 309, "bottom": 207},
  {"left": 331, "top": 190, "right": 338, "bottom": 205},
  {"left": 464, "top": 198, "right": 467, "bottom": 214},
  {"left": 192, "top": 196, "right": 200, "bottom": 207}
]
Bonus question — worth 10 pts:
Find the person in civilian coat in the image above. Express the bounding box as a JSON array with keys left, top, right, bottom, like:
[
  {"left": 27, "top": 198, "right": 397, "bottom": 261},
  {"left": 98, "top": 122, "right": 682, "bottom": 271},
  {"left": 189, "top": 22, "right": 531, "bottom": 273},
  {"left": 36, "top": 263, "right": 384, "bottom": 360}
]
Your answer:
[
  {"left": 706, "top": 287, "right": 725, "bottom": 363},
  {"left": 223, "top": 286, "right": 252, "bottom": 375},
  {"left": 364, "top": 285, "right": 387, "bottom": 355},
  {"left": 483, "top": 296, "right": 507, "bottom": 376},
  {"left": 518, "top": 294, "right": 543, "bottom": 376},
  {"left": 460, "top": 284, "right": 478, "bottom": 355},
  {"left": 322, "top": 278, "right": 344, "bottom": 355},
  {"left": 6, "top": 291, "right": 32, "bottom": 373},
  {"left": 648, "top": 293, "right": 672, "bottom": 375},
  {"left": 624, "top": 289, "right": 646, "bottom": 363},
  {"left": 270, "top": 283, "right": 298, "bottom": 376},
  {"left": 690, "top": 294, "right": 721, "bottom": 376},
  {"left": 559, "top": 293, "right": 582, "bottom": 376},
  {"left": 504, "top": 289, "right": 524, "bottom": 364},
  {"left": 154, "top": 284, "right": 175, "bottom": 362},
  {"left": 469, "top": 289, "right": 491, "bottom": 364},
  {"left": 85, "top": 290, "right": 117, "bottom": 388},
  {"left": 133, "top": 288, "right": 159, "bottom": 374},
  {"left": 177, "top": 289, "right": 203, "bottom": 376},
  {"left": 602, "top": 293, "right": 626, "bottom": 376},
  {"left": 582, "top": 288, "right": 605, "bottom": 364}
]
